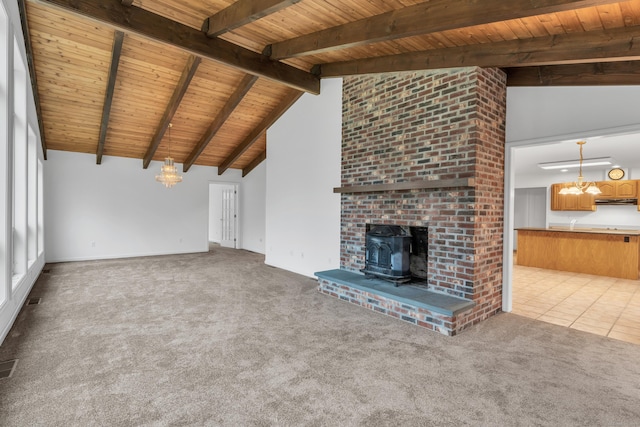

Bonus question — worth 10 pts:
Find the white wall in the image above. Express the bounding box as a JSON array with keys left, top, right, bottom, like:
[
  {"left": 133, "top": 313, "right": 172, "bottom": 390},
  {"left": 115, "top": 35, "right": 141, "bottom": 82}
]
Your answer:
[
  {"left": 506, "top": 86, "right": 640, "bottom": 143},
  {"left": 44, "top": 150, "right": 243, "bottom": 262},
  {"left": 1, "top": 0, "right": 46, "bottom": 344},
  {"left": 265, "top": 78, "right": 342, "bottom": 277},
  {"left": 240, "top": 161, "right": 266, "bottom": 254}
]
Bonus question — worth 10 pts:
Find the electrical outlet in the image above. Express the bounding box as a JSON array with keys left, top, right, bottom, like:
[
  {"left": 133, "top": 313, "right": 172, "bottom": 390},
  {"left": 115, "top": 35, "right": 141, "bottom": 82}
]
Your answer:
[{"left": 91, "top": 241, "right": 96, "bottom": 247}]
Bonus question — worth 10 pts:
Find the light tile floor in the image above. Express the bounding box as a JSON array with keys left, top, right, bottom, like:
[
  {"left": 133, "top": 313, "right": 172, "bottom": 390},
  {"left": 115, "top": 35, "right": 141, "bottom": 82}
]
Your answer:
[{"left": 512, "top": 263, "right": 640, "bottom": 345}]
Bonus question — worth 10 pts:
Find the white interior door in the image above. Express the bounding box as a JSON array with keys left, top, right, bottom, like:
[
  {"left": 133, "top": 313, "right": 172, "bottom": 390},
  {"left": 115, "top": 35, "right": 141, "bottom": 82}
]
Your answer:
[{"left": 221, "top": 187, "right": 237, "bottom": 248}]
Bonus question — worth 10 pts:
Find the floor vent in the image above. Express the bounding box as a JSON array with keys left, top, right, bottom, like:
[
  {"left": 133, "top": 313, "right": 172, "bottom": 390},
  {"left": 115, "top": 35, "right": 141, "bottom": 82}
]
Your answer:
[
  {"left": 0, "top": 359, "right": 18, "bottom": 379},
  {"left": 26, "top": 298, "right": 41, "bottom": 305},
  {"left": 42, "top": 269, "right": 51, "bottom": 274}
]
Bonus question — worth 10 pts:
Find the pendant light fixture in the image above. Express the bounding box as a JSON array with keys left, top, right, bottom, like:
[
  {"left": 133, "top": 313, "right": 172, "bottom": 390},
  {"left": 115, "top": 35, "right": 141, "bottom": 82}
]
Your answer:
[
  {"left": 155, "top": 123, "right": 182, "bottom": 188},
  {"left": 558, "top": 141, "right": 602, "bottom": 195}
]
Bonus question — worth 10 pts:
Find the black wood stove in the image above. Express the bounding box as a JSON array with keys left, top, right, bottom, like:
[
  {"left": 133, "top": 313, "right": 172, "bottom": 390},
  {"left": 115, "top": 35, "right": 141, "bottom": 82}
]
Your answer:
[{"left": 362, "top": 225, "right": 412, "bottom": 284}]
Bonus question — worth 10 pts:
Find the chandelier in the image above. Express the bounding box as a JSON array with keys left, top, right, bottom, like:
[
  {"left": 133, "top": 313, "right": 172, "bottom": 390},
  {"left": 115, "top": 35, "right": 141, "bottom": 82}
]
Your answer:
[
  {"left": 155, "top": 123, "right": 182, "bottom": 188},
  {"left": 558, "top": 141, "right": 602, "bottom": 195}
]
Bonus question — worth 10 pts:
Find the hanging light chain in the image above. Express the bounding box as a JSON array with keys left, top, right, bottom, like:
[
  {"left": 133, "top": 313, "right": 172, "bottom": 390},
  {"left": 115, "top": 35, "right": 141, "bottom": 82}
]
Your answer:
[{"left": 559, "top": 141, "right": 601, "bottom": 195}]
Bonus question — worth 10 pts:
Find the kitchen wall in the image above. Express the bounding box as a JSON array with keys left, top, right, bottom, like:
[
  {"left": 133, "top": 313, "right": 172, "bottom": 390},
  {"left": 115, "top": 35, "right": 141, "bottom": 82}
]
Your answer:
[{"left": 516, "top": 170, "right": 640, "bottom": 230}]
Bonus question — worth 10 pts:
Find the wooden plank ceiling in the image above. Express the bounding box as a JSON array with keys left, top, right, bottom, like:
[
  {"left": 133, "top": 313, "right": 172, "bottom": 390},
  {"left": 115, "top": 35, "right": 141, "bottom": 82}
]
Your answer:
[{"left": 21, "top": 0, "right": 640, "bottom": 174}]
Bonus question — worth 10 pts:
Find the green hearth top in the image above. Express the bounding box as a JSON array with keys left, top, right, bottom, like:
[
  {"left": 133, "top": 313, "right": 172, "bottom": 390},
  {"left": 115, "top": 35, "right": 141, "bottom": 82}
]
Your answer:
[{"left": 315, "top": 269, "right": 475, "bottom": 316}]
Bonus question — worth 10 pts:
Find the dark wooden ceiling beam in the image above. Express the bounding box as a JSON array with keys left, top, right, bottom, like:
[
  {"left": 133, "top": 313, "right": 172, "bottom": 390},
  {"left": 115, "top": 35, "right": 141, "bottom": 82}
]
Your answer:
[
  {"left": 202, "top": 0, "right": 301, "bottom": 38},
  {"left": 218, "top": 89, "right": 303, "bottom": 175},
  {"left": 183, "top": 74, "right": 258, "bottom": 173},
  {"left": 506, "top": 61, "right": 640, "bottom": 86},
  {"left": 267, "top": 0, "right": 621, "bottom": 60},
  {"left": 33, "top": 0, "right": 320, "bottom": 94},
  {"left": 17, "top": 0, "right": 47, "bottom": 160},
  {"left": 96, "top": 30, "right": 124, "bottom": 165},
  {"left": 242, "top": 150, "right": 266, "bottom": 177},
  {"left": 143, "top": 55, "right": 201, "bottom": 169},
  {"left": 317, "top": 25, "right": 640, "bottom": 77}
]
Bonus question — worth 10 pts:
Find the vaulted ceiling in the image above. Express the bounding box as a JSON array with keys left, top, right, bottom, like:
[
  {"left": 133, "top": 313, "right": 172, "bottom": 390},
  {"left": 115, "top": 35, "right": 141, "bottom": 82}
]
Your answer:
[{"left": 20, "top": 0, "right": 640, "bottom": 176}]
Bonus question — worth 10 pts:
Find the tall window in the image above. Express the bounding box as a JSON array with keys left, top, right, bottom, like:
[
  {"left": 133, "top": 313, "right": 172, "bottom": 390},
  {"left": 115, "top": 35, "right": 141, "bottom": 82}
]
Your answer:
[
  {"left": 38, "top": 158, "right": 43, "bottom": 257},
  {"left": 28, "top": 126, "right": 37, "bottom": 263},
  {"left": 12, "top": 36, "right": 27, "bottom": 288},
  {"left": 0, "top": 2, "right": 8, "bottom": 304}
]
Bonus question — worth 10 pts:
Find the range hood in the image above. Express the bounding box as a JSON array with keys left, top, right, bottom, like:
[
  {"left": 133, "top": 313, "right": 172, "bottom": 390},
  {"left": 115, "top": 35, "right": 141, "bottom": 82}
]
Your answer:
[{"left": 594, "top": 198, "right": 638, "bottom": 205}]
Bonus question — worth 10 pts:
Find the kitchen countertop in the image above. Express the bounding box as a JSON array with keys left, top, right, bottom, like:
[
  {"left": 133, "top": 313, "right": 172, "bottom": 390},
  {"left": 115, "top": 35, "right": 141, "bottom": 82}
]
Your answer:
[{"left": 517, "top": 227, "right": 640, "bottom": 236}]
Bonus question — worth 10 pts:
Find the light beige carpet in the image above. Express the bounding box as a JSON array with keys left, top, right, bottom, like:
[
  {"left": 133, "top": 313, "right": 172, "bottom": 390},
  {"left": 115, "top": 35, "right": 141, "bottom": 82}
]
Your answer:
[{"left": 1, "top": 246, "right": 639, "bottom": 426}]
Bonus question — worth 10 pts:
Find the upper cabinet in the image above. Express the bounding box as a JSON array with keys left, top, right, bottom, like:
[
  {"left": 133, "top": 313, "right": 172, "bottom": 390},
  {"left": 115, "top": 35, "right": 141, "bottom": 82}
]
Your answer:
[
  {"left": 550, "top": 180, "right": 639, "bottom": 211},
  {"left": 597, "top": 180, "right": 638, "bottom": 199},
  {"left": 550, "top": 183, "right": 596, "bottom": 211}
]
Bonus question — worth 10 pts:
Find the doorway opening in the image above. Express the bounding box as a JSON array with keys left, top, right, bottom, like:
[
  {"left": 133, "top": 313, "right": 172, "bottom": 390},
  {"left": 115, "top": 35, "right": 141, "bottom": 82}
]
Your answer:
[
  {"left": 209, "top": 183, "right": 239, "bottom": 249},
  {"left": 504, "top": 127, "right": 640, "bottom": 346}
]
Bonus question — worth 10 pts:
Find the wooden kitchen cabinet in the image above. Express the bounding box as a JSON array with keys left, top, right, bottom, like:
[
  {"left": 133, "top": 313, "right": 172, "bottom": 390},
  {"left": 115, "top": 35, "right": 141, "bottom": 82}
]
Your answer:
[
  {"left": 517, "top": 228, "right": 640, "bottom": 280},
  {"left": 550, "top": 183, "right": 596, "bottom": 211},
  {"left": 619, "top": 181, "right": 638, "bottom": 198},
  {"left": 597, "top": 180, "right": 637, "bottom": 198}
]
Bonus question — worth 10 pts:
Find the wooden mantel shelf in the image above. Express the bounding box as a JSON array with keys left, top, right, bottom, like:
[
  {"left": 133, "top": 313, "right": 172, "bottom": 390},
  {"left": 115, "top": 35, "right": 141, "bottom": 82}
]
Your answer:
[{"left": 333, "top": 178, "right": 475, "bottom": 194}]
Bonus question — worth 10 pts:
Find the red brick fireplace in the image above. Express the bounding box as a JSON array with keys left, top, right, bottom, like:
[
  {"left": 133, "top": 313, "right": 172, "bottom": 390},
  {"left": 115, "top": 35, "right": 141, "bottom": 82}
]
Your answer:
[{"left": 316, "top": 67, "right": 507, "bottom": 336}]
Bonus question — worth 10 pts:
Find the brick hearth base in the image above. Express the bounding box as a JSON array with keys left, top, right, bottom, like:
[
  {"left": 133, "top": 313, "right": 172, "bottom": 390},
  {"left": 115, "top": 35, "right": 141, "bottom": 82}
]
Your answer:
[{"left": 316, "top": 269, "right": 475, "bottom": 336}]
